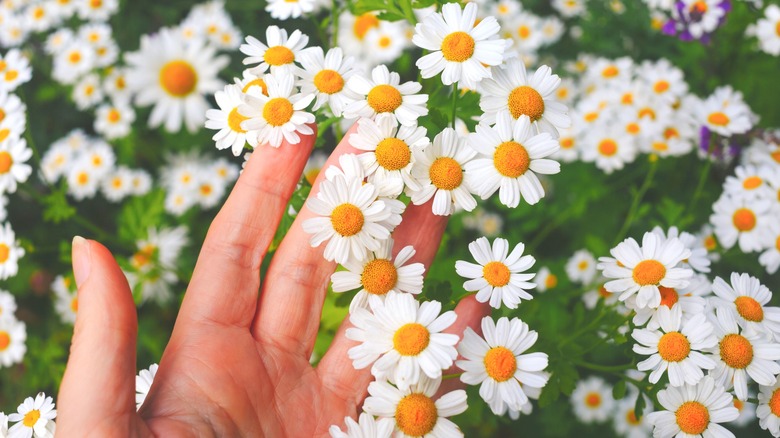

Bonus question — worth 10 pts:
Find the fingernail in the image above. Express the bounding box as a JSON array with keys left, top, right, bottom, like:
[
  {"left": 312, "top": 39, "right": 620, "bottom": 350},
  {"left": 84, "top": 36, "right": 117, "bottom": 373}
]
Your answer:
[{"left": 72, "top": 236, "right": 91, "bottom": 288}]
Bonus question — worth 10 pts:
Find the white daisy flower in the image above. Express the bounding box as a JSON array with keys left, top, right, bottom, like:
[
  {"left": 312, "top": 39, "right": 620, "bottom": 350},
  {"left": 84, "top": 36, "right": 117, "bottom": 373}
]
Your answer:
[
  {"left": 265, "top": 0, "right": 317, "bottom": 20},
  {"left": 193, "top": 172, "right": 225, "bottom": 209},
  {"left": 408, "top": 127, "right": 477, "bottom": 216},
  {"left": 580, "top": 127, "right": 638, "bottom": 174},
  {"left": 711, "top": 272, "right": 780, "bottom": 341},
  {"left": 646, "top": 376, "right": 739, "bottom": 438},
  {"left": 507, "top": 12, "right": 545, "bottom": 54},
  {"left": 337, "top": 12, "right": 381, "bottom": 57},
  {"left": 730, "top": 395, "right": 756, "bottom": 428},
  {"left": 534, "top": 266, "right": 558, "bottom": 292},
  {"left": 25, "top": 3, "right": 58, "bottom": 33},
  {"left": 651, "top": 226, "right": 712, "bottom": 274},
  {"left": 457, "top": 316, "right": 549, "bottom": 412},
  {"left": 128, "top": 169, "right": 152, "bottom": 196},
  {"left": 103, "top": 67, "right": 130, "bottom": 102},
  {"left": 125, "top": 28, "right": 228, "bottom": 133},
  {"left": 723, "top": 164, "right": 775, "bottom": 201},
  {"left": 205, "top": 83, "right": 250, "bottom": 156},
  {"left": 126, "top": 270, "right": 178, "bottom": 305},
  {"left": 7, "top": 392, "right": 56, "bottom": 438},
  {"left": 363, "top": 375, "right": 467, "bottom": 438},
  {"left": 412, "top": 2, "right": 504, "bottom": 86},
  {"left": 632, "top": 305, "right": 717, "bottom": 386},
  {"left": 239, "top": 71, "right": 315, "bottom": 148},
  {"left": 0, "top": 315, "right": 25, "bottom": 367},
  {"left": 586, "top": 57, "right": 634, "bottom": 88},
  {"left": 240, "top": 26, "right": 310, "bottom": 75},
  {"left": 135, "top": 363, "right": 158, "bottom": 410},
  {"left": 700, "top": 86, "right": 754, "bottom": 137},
  {"left": 94, "top": 102, "right": 135, "bottom": 140},
  {"left": 0, "top": 289, "right": 16, "bottom": 318},
  {"left": 758, "top": 376, "right": 780, "bottom": 437},
  {"left": 44, "top": 28, "right": 74, "bottom": 55},
  {"left": 753, "top": 4, "right": 780, "bottom": 55},
  {"left": 0, "top": 111, "right": 25, "bottom": 144},
  {"left": 343, "top": 65, "right": 429, "bottom": 127},
  {"left": 709, "top": 308, "right": 780, "bottom": 401},
  {"left": 476, "top": 210, "right": 504, "bottom": 237},
  {"left": 0, "top": 49, "right": 31, "bottom": 92},
  {"left": 76, "top": 0, "right": 118, "bottom": 21},
  {"left": 66, "top": 161, "right": 100, "bottom": 200},
  {"left": 100, "top": 166, "right": 134, "bottom": 202},
  {"left": 52, "top": 41, "right": 95, "bottom": 85},
  {"left": 571, "top": 376, "right": 615, "bottom": 423},
  {"left": 346, "top": 292, "right": 459, "bottom": 388},
  {"left": 0, "top": 222, "right": 23, "bottom": 281},
  {"left": 613, "top": 392, "right": 654, "bottom": 438},
  {"left": 479, "top": 58, "right": 570, "bottom": 138},
  {"left": 329, "top": 413, "right": 393, "bottom": 438},
  {"left": 629, "top": 272, "right": 710, "bottom": 330},
  {"left": 599, "top": 232, "right": 692, "bottom": 309},
  {"left": 710, "top": 194, "right": 773, "bottom": 253},
  {"left": 40, "top": 141, "right": 73, "bottom": 184},
  {"left": 0, "top": 137, "right": 31, "bottom": 195},
  {"left": 759, "top": 223, "right": 780, "bottom": 275},
  {"left": 565, "top": 249, "right": 597, "bottom": 285},
  {"left": 455, "top": 236, "right": 536, "bottom": 309},
  {"left": 51, "top": 275, "right": 78, "bottom": 325},
  {"left": 639, "top": 58, "right": 689, "bottom": 104},
  {"left": 363, "top": 21, "right": 410, "bottom": 67},
  {"left": 297, "top": 47, "right": 359, "bottom": 117}
]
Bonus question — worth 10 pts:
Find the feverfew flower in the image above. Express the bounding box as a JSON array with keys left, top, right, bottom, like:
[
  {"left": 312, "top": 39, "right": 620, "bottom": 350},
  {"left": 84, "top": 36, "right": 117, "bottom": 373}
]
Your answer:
[
  {"left": 329, "top": 413, "right": 393, "bottom": 438},
  {"left": 205, "top": 83, "right": 250, "bottom": 156},
  {"left": 0, "top": 289, "right": 16, "bottom": 318},
  {"left": 0, "top": 137, "right": 32, "bottom": 194},
  {"left": 343, "top": 65, "right": 429, "bottom": 127},
  {"left": 297, "top": 47, "right": 359, "bottom": 117},
  {"left": 710, "top": 194, "right": 773, "bottom": 253},
  {"left": 613, "top": 392, "right": 654, "bottom": 438},
  {"left": 0, "top": 49, "right": 31, "bottom": 92},
  {"left": 0, "top": 222, "right": 24, "bottom": 280},
  {"left": 240, "top": 26, "right": 310, "bottom": 75},
  {"left": 265, "top": 0, "right": 317, "bottom": 20},
  {"left": 571, "top": 376, "right": 614, "bottom": 423},
  {"left": 94, "top": 102, "right": 135, "bottom": 140},
  {"left": 135, "top": 363, "right": 158, "bottom": 410},
  {"left": 700, "top": 86, "right": 754, "bottom": 137},
  {"left": 759, "top": 223, "right": 780, "bottom": 274},
  {"left": 711, "top": 272, "right": 780, "bottom": 340},
  {"left": 51, "top": 275, "right": 78, "bottom": 325},
  {"left": 7, "top": 393, "right": 56, "bottom": 438},
  {"left": 753, "top": 4, "right": 780, "bottom": 56},
  {"left": 758, "top": 377, "right": 780, "bottom": 437},
  {"left": 0, "top": 315, "right": 25, "bottom": 367},
  {"left": 455, "top": 237, "right": 536, "bottom": 309},
  {"left": 565, "top": 249, "right": 597, "bottom": 285}
]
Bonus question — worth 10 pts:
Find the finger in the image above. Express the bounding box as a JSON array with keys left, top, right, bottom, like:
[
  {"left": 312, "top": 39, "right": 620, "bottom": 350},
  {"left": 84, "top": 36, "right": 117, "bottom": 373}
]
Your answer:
[
  {"left": 179, "top": 129, "right": 316, "bottom": 329},
  {"left": 316, "top": 200, "right": 451, "bottom": 401},
  {"left": 252, "top": 122, "right": 360, "bottom": 351},
  {"left": 57, "top": 237, "right": 140, "bottom": 433}
]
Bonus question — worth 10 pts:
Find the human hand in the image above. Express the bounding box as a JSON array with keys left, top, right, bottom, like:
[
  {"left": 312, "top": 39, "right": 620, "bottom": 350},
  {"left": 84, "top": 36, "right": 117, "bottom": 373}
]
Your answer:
[{"left": 55, "top": 124, "right": 489, "bottom": 437}]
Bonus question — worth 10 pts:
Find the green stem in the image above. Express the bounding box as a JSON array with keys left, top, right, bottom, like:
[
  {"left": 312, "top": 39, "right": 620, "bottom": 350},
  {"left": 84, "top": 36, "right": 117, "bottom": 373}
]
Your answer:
[
  {"left": 399, "top": 0, "right": 417, "bottom": 25},
  {"left": 330, "top": 0, "right": 340, "bottom": 48},
  {"left": 442, "top": 372, "right": 463, "bottom": 380},
  {"left": 450, "top": 85, "right": 458, "bottom": 129},
  {"left": 687, "top": 149, "right": 713, "bottom": 216},
  {"left": 559, "top": 310, "right": 608, "bottom": 347},
  {"left": 612, "top": 157, "right": 659, "bottom": 245}
]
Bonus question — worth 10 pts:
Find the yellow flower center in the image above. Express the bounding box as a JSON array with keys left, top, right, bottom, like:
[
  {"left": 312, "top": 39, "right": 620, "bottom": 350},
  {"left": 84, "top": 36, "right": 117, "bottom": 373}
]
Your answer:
[
  {"left": 638, "top": 107, "right": 656, "bottom": 120},
  {"left": 654, "top": 80, "right": 670, "bottom": 93},
  {"left": 68, "top": 51, "right": 82, "bottom": 64},
  {"left": 111, "top": 177, "right": 122, "bottom": 188},
  {"left": 353, "top": 13, "right": 380, "bottom": 40},
  {"left": 676, "top": 401, "right": 709, "bottom": 435},
  {"left": 483, "top": 346, "right": 517, "bottom": 382},
  {"left": 132, "top": 244, "right": 155, "bottom": 268},
  {"left": 70, "top": 297, "right": 79, "bottom": 312},
  {"left": 360, "top": 259, "right": 398, "bottom": 295},
  {"left": 770, "top": 388, "right": 780, "bottom": 417},
  {"left": 483, "top": 261, "right": 511, "bottom": 287},
  {"left": 659, "top": 286, "right": 679, "bottom": 308},
  {"left": 242, "top": 78, "right": 268, "bottom": 95},
  {"left": 393, "top": 323, "right": 430, "bottom": 356},
  {"left": 378, "top": 36, "right": 392, "bottom": 48},
  {"left": 375, "top": 138, "right": 411, "bottom": 171},
  {"left": 732, "top": 208, "right": 756, "bottom": 232},
  {"left": 632, "top": 259, "right": 666, "bottom": 286},
  {"left": 441, "top": 31, "right": 475, "bottom": 62},
  {"left": 493, "top": 141, "right": 530, "bottom": 178},
  {"left": 263, "top": 46, "right": 295, "bottom": 66},
  {"left": 626, "top": 122, "right": 641, "bottom": 135},
  {"left": 159, "top": 60, "right": 198, "bottom": 97},
  {"left": 23, "top": 409, "right": 40, "bottom": 427},
  {"left": 228, "top": 108, "right": 248, "bottom": 133},
  {"left": 330, "top": 203, "right": 364, "bottom": 237},
  {"left": 263, "top": 98, "right": 294, "bottom": 127},
  {"left": 507, "top": 86, "right": 545, "bottom": 121},
  {"left": 367, "top": 84, "right": 403, "bottom": 114},
  {"left": 602, "top": 66, "right": 619, "bottom": 78},
  {"left": 77, "top": 172, "right": 89, "bottom": 185},
  {"left": 90, "top": 0, "right": 103, "bottom": 8},
  {"left": 0, "top": 244, "right": 10, "bottom": 263},
  {"left": 200, "top": 184, "right": 213, "bottom": 196},
  {"left": 33, "top": 7, "right": 45, "bottom": 19},
  {"left": 626, "top": 409, "right": 641, "bottom": 425},
  {"left": 313, "top": 69, "right": 345, "bottom": 94},
  {"left": 742, "top": 176, "right": 762, "bottom": 190},
  {"left": 598, "top": 139, "right": 617, "bottom": 156},
  {"left": 545, "top": 273, "right": 558, "bottom": 289},
  {"left": 585, "top": 392, "right": 602, "bottom": 408},
  {"left": 707, "top": 112, "right": 730, "bottom": 126},
  {"left": 691, "top": 1, "right": 708, "bottom": 13},
  {"left": 395, "top": 393, "right": 438, "bottom": 436},
  {"left": 429, "top": 157, "right": 463, "bottom": 190},
  {"left": 734, "top": 398, "right": 744, "bottom": 412},
  {"left": 598, "top": 285, "right": 610, "bottom": 298},
  {"left": 664, "top": 127, "right": 679, "bottom": 139},
  {"left": 584, "top": 112, "right": 599, "bottom": 123},
  {"left": 719, "top": 334, "right": 753, "bottom": 369},
  {"left": 734, "top": 296, "right": 764, "bottom": 322},
  {"left": 704, "top": 235, "right": 717, "bottom": 251},
  {"left": 0, "top": 330, "right": 10, "bottom": 350},
  {"left": 657, "top": 331, "right": 690, "bottom": 362},
  {"left": 0, "top": 151, "right": 13, "bottom": 174},
  {"left": 517, "top": 25, "right": 531, "bottom": 39},
  {"left": 4, "top": 70, "right": 18, "bottom": 82}
]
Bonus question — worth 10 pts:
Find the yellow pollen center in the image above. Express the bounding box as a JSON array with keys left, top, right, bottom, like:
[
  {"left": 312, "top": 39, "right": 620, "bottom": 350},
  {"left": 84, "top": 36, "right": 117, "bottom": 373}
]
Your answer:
[
  {"left": 484, "top": 346, "right": 517, "bottom": 382},
  {"left": 770, "top": 389, "right": 780, "bottom": 416},
  {"left": 0, "top": 151, "right": 13, "bottom": 173},
  {"left": 584, "top": 112, "right": 599, "bottom": 123},
  {"left": 483, "top": 261, "right": 511, "bottom": 287},
  {"left": 242, "top": 78, "right": 268, "bottom": 95},
  {"left": 664, "top": 127, "right": 679, "bottom": 139},
  {"left": 116, "top": 77, "right": 126, "bottom": 89},
  {"left": 719, "top": 334, "right": 754, "bottom": 369},
  {"left": 77, "top": 172, "right": 89, "bottom": 185},
  {"left": 441, "top": 31, "right": 475, "bottom": 62},
  {"left": 132, "top": 244, "right": 155, "bottom": 268},
  {"left": 366, "top": 84, "right": 403, "bottom": 113},
  {"left": 23, "top": 409, "right": 40, "bottom": 428},
  {"left": 4, "top": 70, "right": 18, "bottom": 82},
  {"left": 626, "top": 123, "right": 640, "bottom": 134},
  {"left": 330, "top": 203, "right": 364, "bottom": 236},
  {"left": 360, "top": 259, "right": 398, "bottom": 295},
  {"left": 708, "top": 112, "right": 730, "bottom": 126},
  {"left": 585, "top": 392, "right": 601, "bottom": 408},
  {"left": 493, "top": 141, "right": 530, "bottom": 178},
  {"left": 200, "top": 184, "right": 212, "bottom": 196},
  {"left": 33, "top": 7, "right": 44, "bottom": 19},
  {"left": 353, "top": 13, "right": 380, "bottom": 40},
  {"left": 632, "top": 259, "right": 666, "bottom": 286},
  {"left": 0, "top": 244, "right": 9, "bottom": 263},
  {"left": 507, "top": 86, "right": 545, "bottom": 121},
  {"left": 375, "top": 138, "right": 411, "bottom": 171},
  {"left": 598, "top": 285, "right": 610, "bottom": 298},
  {"left": 734, "top": 296, "right": 764, "bottom": 322},
  {"left": 732, "top": 208, "right": 756, "bottom": 232},
  {"left": 676, "top": 402, "right": 709, "bottom": 435},
  {"left": 654, "top": 80, "right": 670, "bottom": 93},
  {"left": 518, "top": 25, "right": 531, "bottom": 39},
  {"left": 776, "top": 236, "right": 780, "bottom": 252},
  {"left": 692, "top": 1, "right": 707, "bottom": 13},
  {"left": 0, "top": 330, "right": 9, "bottom": 350},
  {"left": 561, "top": 137, "right": 574, "bottom": 149},
  {"left": 429, "top": 157, "right": 463, "bottom": 190},
  {"left": 228, "top": 107, "right": 248, "bottom": 133},
  {"left": 545, "top": 274, "right": 558, "bottom": 289},
  {"left": 704, "top": 235, "right": 717, "bottom": 251},
  {"left": 395, "top": 393, "right": 438, "bottom": 436},
  {"left": 742, "top": 176, "right": 762, "bottom": 190},
  {"left": 378, "top": 36, "right": 391, "bottom": 48},
  {"left": 263, "top": 46, "right": 295, "bottom": 66},
  {"left": 69, "top": 51, "right": 81, "bottom": 64},
  {"left": 393, "top": 323, "right": 430, "bottom": 356},
  {"left": 70, "top": 297, "right": 78, "bottom": 312},
  {"left": 0, "top": 109, "right": 5, "bottom": 122},
  {"left": 159, "top": 60, "right": 197, "bottom": 97},
  {"left": 263, "top": 98, "right": 294, "bottom": 126},
  {"left": 621, "top": 93, "right": 634, "bottom": 105},
  {"left": 598, "top": 139, "right": 618, "bottom": 156},
  {"left": 602, "top": 66, "right": 619, "bottom": 78},
  {"left": 107, "top": 109, "right": 121, "bottom": 123},
  {"left": 626, "top": 410, "right": 641, "bottom": 425},
  {"left": 659, "top": 286, "right": 679, "bottom": 308},
  {"left": 111, "top": 177, "right": 122, "bottom": 188},
  {"left": 90, "top": 0, "right": 102, "bottom": 7},
  {"left": 776, "top": 21, "right": 780, "bottom": 37},
  {"left": 657, "top": 331, "right": 691, "bottom": 362},
  {"left": 313, "top": 69, "right": 345, "bottom": 94},
  {"left": 638, "top": 108, "right": 656, "bottom": 119},
  {"left": 734, "top": 398, "right": 744, "bottom": 411}
]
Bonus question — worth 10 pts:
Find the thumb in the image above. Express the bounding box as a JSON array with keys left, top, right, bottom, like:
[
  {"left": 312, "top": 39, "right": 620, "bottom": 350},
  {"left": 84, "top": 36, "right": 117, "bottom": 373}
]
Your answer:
[{"left": 57, "top": 237, "right": 139, "bottom": 432}]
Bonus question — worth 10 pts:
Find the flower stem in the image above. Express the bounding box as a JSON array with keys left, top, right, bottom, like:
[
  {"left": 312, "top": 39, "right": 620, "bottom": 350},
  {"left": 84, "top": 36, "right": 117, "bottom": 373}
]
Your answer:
[
  {"left": 442, "top": 372, "right": 463, "bottom": 380},
  {"left": 613, "top": 156, "right": 659, "bottom": 245},
  {"left": 686, "top": 148, "right": 714, "bottom": 216}
]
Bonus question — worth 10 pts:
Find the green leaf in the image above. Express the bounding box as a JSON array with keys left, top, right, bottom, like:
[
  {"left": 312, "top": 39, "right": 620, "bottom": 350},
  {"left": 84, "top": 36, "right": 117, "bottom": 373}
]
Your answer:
[
  {"left": 425, "top": 280, "right": 453, "bottom": 304},
  {"left": 117, "top": 189, "right": 166, "bottom": 243},
  {"left": 634, "top": 391, "right": 647, "bottom": 417},
  {"left": 538, "top": 373, "right": 560, "bottom": 408},
  {"left": 557, "top": 362, "right": 579, "bottom": 395},
  {"left": 42, "top": 188, "right": 76, "bottom": 224},
  {"left": 612, "top": 380, "right": 627, "bottom": 400}
]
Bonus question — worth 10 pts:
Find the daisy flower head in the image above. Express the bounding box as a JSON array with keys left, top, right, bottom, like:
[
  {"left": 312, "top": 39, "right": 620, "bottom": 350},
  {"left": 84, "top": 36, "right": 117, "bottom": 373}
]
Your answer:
[
  {"left": 66, "top": 160, "right": 100, "bottom": 200},
  {"left": 0, "top": 136, "right": 32, "bottom": 194},
  {"left": 759, "top": 222, "right": 780, "bottom": 275},
  {"left": 7, "top": 392, "right": 56, "bottom": 438},
  {"left": 302, "top": 173, "right": 398, "bottom": 264},
  {"left": 240, "top": 26, "right": 310, "bottom": 75},
  {"left": 363, "top": 21, "right": 408, "bottom": 66},
  {"left": 600, "top": 231, "right": 693, "bottom": 309},
  {"left": 700, "top": 85, "right": 754, "bottom": 137},
  {"left": 571, "top": 376, "right": 615, "bottom": 423},
  {"left": 710, "top": 194, "right": 773, "bottom": 253},
  {"left": 125, "top": 28, "right": 229, "bottom": 133},
  {"left": 455, "top": 236, "right": 536, "bottom": 309},
  {"left": 552, "top": 0, "right": 587, "bottom": 18},
  {"left": 0, "top": 289, "right": 16, "bottom": 318},
  {"left": 709, "top": 307, "right": 780, "bottom": 401},
  {"left": 362, "top": 375, "right": 467, "bottom": 438},
  {"left": 343, "top": 65, "right": 429, "bottom": 127},
  {"left": 94, "top": 101, "right": 135, "bottom": 140},
  {"left": 457, "top": 316, "right": 549, "bottom": 413},
  {"left": 349, "top": 114, "right": 428, "bottom": 198},
  {"left": 329, "top": 413, "right": 393, "bottom": 438},
  {"left": 565, "top": 249, "right": 597, "bottom": 285},
  {"left": 711, "top": 272, "right": 780, "bottom": 340},
  {"left": 639, "top": 58, "right": 689, "bottom": 104},
  {"left": 632, "top": 305, "right": 717, "bottom": 386},
  {"left": 52, "top": 41, "right": 95, "bottom": 85},
  {"left": 758, "top": 376, "right": 780, "bottom": 437},
  {"left": 479, "top": 58, "right": 571, "bottom": 138},
  {"left": 76, "top": 0, "right": 118, "bottom": 21},
  {"left": 265, "top": 0, "right": 317, "bottom": 21},
  {"left": 613, "top": 392, "right": 654, "bottom": 438},
  {"left": 723, "top": 164, "right": 774, "bottom": 201},
  {"left": 412, "top": 2, "right": 504, "bottom": 86},
  {"left": 753, "top": 4, "right": 780, "bottom": 55},
  {"left": 465, "top": 112, "right": 560, "bottom": 207},
  {"left": 205, "top": 83, "right": 251, "bottom": 156},
  {"left": 0, "top": 315, "right": 25, "bottom": 367},
  {"left": 103, "top": 67, "right": 131, "bottom": 102},
  {"left": 646, "top": 376, "right": 738, "bottom": 438},
  {"left": 296, "top": 46, "right": 359, "bottom": 117},
  {"left": 239, "top": 71, "right": 315, "bottom": 148},
  {"left": 408, "top": 127, "right": 477, "bottom": 216},
  {"left": 346, "top": 292, "right": 459, "bottom": 388},
  {"left": 51, "top": 275, "right": 78, "bottom": 324},
  {"left": 629, "top": 272, "right": 710, "bottom": 329},
  {"left": 0, "top": 49, "right": 31, "bottom": 92},
  {"left": 136, "top": 363, "right": 158, "bottom": 410},
  {"left": 651, "top": 225, "right": 712, "bottom": 274},
  {"left": 535, "top": 266, "right": 557, "bottom": 292},
  {"left": 330, "top": 237, "right": 425, "bottom": 313},
  {"left": 0, "top": 222, "right": 23, "bottom": 281}
]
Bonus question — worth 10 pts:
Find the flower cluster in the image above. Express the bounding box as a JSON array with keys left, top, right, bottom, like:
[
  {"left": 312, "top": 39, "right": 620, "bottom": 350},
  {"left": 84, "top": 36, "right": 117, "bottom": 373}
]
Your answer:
[
  {"left": 642, "top": 0, "right": 733, "bottom": 43},
  {"left": 0, "top": 392, "right": 56, "bottom": 437}
]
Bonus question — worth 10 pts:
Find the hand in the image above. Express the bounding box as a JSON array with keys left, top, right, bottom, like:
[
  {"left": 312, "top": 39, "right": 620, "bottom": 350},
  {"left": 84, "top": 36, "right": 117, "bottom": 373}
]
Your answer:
[{"left": 56, "top": 124, "right": 490, "bottom": 437}]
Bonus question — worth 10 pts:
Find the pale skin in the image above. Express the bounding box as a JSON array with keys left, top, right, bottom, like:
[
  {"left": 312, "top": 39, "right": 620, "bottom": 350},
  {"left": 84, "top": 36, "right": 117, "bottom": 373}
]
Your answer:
[{"left": 56, "top": 123, "right": 490, "bottom": 437}]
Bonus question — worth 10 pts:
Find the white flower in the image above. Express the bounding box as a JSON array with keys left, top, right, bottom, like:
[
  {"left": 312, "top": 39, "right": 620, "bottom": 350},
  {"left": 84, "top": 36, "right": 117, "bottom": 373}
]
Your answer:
[
  {"left": 363, "top": 21, "right": 409, "bottom": 67},
  {"left": 651, "top": 226, "right": 712, "bottom": 274},
  {"left": 534, "top": 266, "right": 558, "bottom": 292},
  {"left": 711, "top": 272, "right": 780, "bottom": 340},
  {"left": 346, "top": 292, "right": 459, "bottom": 389},
  {"left": 757, "top": 376, "right": 780, "bottom": 437},
  {"left": 571, "top": 376, "right": 615, "bottom": 423},
  {"left": 265, "top": 0, "right": 317, "bottom": 20},
  {"left": 456, "top": 236, "right": 536, "bottom": 309},
  {"left": 94, "top": 102, "right": 135, "bottom": 140},
  {"left": 205, "top": 84, "right": 250, "bottom": 156},
  {"left": 759, "top": 223, "right": 780, "bottom": 275},
  {"left": 753, "top": 4, "right": 780, "bottom": 55},
  {"left": 457, "top": 316, "right": 549, "bottom": 413},
  {"left": 0, "top": 222, "right": 24, "bottom": 281},
  {"left": 7, "top": 393, "right": 56, "bottom": 438},
  {"left": 565, "top": 249, "right": 597, "bottom": 285},
  {"left": 0, "top": 50, "right": 31, "bottom": 93},
  {"left": 51, "top": 275, "right": 78, "bottom": 325},
  {"left": 613, "top": 392, "right": 654, "bottom": 438},
  {"left": 580, "top": 127, "right": 638, "bottom": 174},
  {"left": 710, "top": 194, "right": 773, "bottom": 253},
  {"left": 72, "top": 73, "right": 104, "bottom": 110},
  {"left": 240, "top": 26, "right": 310, "bottom": 75},
  {"left": 0, "top": 315, "right": 25, "bottom": 367},
  {"left": 297, "top": 47, "right": 359, "bottom": 117},
  {"left": 343, "top": 65, "right": 429, "bottom": 127},
  {"left": 646, "top": 376, "right": 739, "bottom": 438},
  {"left": 329, "top": 413, "right": 393, "bottom": 438},
  {"left": 363, "top": 375, "right": 467, "bottom": 438},
  {"left": 52, "top": 42, "right": 95, "bottom": 85},
  {"left": 66, "top": 161, "right": 100, "bottom": 201},
  {"left": 632, "top": 305, "right": 717, "bottom": 386},
  {"left": 629, "top": 272, "right": 710, "bottom": 329},
  {"left": 0, "top": 137, "right": 32, "bottom": 195},
  {"left": 0, "top": 289, "right": 16, "bottom": 318},
  {"left": 136, "top": 363, "right": 158, "bottom": 410},
  {"left": 76, "top": 0, "right": 118, "bottom": 21},
  {"left": 700, "top": 86, "right": 754, "bottom": 137}
]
